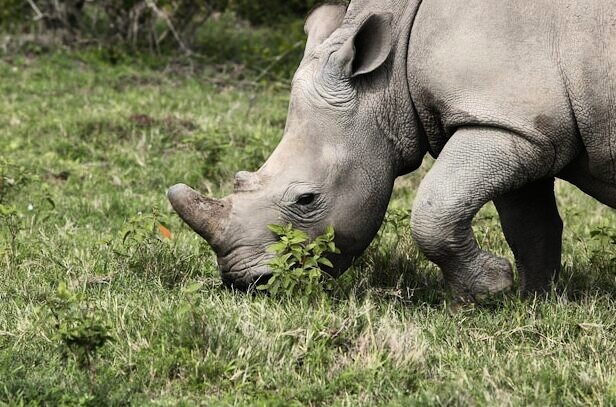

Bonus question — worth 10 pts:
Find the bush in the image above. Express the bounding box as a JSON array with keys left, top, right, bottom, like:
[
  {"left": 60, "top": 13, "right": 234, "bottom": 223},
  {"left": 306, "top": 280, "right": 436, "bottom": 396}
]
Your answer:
[
  {"left": 258, "top": 224, "right": 341, "bottom": 299},
  {"left": 228, "top": 0, "right": 321, "bottom": 25},
  {"left": 4, "top": 0, "right": 325, "bottom": 51},
  {"left": 0, "top": 0, "right": 29, "bottom": 29},
  {"left": 4, "top": 0, "right": 225, "bottom": 51}
]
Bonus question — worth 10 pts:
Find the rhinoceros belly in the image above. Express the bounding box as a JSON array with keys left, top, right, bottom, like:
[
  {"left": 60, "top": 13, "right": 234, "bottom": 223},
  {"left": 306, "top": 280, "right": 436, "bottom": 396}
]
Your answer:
[{"left": 558, "top": 1, "right": 616, "bottom": 186}]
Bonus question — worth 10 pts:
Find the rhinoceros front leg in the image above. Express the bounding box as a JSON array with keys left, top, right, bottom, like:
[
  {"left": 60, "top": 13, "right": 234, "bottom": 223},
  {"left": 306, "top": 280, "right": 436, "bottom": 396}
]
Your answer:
[
  {"left": 493, "top": 178, "right": 563, "bottom": 296},
  {"left": 411, "top": 127, "right": 554, "bottom": 302}
]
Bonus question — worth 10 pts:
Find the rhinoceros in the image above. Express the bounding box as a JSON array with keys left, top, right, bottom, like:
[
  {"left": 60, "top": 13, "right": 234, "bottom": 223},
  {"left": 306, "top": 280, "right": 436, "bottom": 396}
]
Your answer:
[{"left": 168, "top": 0, "right": 616, "bottom": 301}]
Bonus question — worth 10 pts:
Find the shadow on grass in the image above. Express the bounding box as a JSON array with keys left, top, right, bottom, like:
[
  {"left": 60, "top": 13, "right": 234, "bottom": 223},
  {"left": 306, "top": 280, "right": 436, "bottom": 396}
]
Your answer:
[
  {"left": 340, "top": 244, "right": 447, "bottom": 308},
  {"left": 558, "top": 260, "right": 616, "bottom": 301},
  {"left": 340, "top": 208, "right": 615, "bottom": 308}
]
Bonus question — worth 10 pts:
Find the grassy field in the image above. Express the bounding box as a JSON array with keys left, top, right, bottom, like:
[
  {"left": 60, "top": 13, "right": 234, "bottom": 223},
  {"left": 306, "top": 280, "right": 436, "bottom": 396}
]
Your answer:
[{"left": 1, "top": 51, "right": 615, "bottom": 406}]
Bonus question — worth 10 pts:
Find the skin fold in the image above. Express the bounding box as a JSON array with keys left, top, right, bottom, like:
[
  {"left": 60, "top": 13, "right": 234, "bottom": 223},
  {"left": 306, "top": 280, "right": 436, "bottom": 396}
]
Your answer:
[{"left": 168, "top": 0, "right": 616, "bottom": 301}]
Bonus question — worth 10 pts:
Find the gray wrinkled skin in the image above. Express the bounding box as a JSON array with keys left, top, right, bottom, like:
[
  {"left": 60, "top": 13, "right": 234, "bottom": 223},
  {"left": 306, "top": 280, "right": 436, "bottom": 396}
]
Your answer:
[{"left": 168, "top": 0, "right": 616, "bottom": 301}]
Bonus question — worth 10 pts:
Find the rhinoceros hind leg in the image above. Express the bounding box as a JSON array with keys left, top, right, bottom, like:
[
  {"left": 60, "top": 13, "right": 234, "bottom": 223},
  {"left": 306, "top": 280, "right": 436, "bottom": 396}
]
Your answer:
[
  {"left": 494, "top": 178, "right": 563, "bottom": 296},
  {"left": 558, "top": 153, "right": 616, "bottom": 209}
]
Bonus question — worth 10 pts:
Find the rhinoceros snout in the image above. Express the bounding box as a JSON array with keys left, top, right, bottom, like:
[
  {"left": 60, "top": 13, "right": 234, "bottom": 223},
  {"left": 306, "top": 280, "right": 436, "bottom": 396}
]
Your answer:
[{"left": 216, "top": 248, "right": 275, "bottom": 290}]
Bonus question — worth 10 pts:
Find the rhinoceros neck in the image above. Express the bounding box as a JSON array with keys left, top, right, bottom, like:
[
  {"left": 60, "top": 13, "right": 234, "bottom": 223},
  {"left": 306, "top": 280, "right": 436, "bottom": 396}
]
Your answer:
[
  {"left": 390, "top": 0, "right": 429, "bottom": 175},
  {"left": 343, "top": 0, "right": 428, "bottom": 176}
]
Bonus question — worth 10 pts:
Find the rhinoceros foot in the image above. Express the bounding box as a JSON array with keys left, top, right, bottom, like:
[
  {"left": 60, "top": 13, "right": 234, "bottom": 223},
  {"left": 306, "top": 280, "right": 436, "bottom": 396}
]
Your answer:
[{"left": 452, "top": 251, "right": 514, "bottom": 303}]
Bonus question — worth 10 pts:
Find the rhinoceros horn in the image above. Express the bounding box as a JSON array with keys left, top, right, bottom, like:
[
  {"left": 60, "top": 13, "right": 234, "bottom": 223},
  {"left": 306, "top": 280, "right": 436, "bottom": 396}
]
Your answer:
[{"left": 167, "top": 184, "right": 229, "bottom": 246}]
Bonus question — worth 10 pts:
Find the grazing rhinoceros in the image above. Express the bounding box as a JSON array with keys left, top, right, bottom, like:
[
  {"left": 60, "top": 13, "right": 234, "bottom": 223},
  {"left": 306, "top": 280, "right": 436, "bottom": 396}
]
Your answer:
[{"left": 168, "top": 0, "right": 616, "bottom": 301}]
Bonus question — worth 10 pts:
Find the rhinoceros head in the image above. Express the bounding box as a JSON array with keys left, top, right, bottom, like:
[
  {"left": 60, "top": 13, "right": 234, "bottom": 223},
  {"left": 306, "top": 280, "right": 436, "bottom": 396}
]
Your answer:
[{"left": 168, "top": 4, "right": 424, "bottom": 289}]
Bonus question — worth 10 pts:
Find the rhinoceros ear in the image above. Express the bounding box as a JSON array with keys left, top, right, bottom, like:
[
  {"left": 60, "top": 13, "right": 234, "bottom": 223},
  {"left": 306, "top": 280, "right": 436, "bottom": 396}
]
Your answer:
[
  {"left": 304, "top": 3, "right": 348, "bottom": 55},
  {"left": 333, "top": 12, "right": 393, "bottom": 78}
]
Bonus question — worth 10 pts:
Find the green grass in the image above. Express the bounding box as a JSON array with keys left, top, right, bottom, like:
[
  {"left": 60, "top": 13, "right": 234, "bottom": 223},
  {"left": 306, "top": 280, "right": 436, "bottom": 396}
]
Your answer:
[{"left": 0, "top": 52, "right": 615, "bottom": 406}]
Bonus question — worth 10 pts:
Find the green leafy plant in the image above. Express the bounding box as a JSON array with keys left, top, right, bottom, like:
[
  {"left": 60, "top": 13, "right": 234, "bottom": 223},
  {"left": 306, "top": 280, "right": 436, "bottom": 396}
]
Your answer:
[
  {"left": 50, "top": 282, "right": 114, "bottom": 372},
  {"left": 590, "top": 225, "right": 616, "bottom": 246},
  {"left": 99, "top": 208, "right": 201, "bottom": 286},
  {"left": 590, "top": 225, "right": 616, "bottom": 266},
  {"left": 103, "top": 208, "right": 171, "bottom": 259},
  {"left": 0, "top": 157, "right": 31, "bottom": 204},
  {"left": 0, "top": 158, "right": 32, "bottom": 264},
  {"left": 257, "top": 224, "right": 340, "bottom": 298}
]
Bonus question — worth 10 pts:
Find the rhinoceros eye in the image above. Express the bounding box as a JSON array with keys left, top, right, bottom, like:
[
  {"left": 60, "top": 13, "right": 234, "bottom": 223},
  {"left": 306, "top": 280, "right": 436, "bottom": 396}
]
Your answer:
[{"left": 296, "top": 193, "right": 316, "bottom": 206}]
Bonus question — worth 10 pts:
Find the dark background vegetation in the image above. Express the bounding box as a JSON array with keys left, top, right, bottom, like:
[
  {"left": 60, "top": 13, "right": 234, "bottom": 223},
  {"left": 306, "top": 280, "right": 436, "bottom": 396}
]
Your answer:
[{"left": 0, "top": 0, "right": 327, "bottom": 81}]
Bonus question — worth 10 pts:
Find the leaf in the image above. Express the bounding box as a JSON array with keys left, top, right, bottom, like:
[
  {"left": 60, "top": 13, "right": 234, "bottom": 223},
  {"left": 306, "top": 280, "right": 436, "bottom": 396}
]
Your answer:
[
  {"left": 122, "top": 229, "right": 133, "bottom": 244},
  {"left": 267, "top": 241, "right": 287, "bottom": 254},
  {"left": 304, "top": 257, "right": 318, "bottom": 268},
  {"left": 325, "top": 225, "right": 335, "bottom": 238},
  {"left": 267, "top": 224, "right": 287, "bottom": 236},
  {"left": 288, "top": 234, "right": 308, "bottom": 244},
  {"left": 158, "top": 224, "right": 173, "bottom": 239},
  {"left": 318, "top": 257, "right": 333, "bottom": 268},
  {"left": 56, "top": 281, "right": 72, "bottom": 300},
  {"left": 261, "top": 223, "right": 343, "bottom": 299},
  {"left": 0, "top": 204, "right": 17, "bottom": 216}
]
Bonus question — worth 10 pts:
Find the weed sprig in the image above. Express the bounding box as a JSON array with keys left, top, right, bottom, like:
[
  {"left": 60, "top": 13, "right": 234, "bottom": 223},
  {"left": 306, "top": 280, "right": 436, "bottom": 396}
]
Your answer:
[{"left": 258, "top": 224, "right": 340, "bottom": 299}]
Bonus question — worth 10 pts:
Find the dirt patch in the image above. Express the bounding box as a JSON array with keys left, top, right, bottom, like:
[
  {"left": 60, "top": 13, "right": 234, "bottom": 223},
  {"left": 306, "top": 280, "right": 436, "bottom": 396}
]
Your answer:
[
  {"left": 129, "top": 113, "right": 199, "bottom": 137},
  {"left": 129, "top": 114, "right": 157, "bottom": 127},
  {"left": 112, "top": 74, "right": 167, "bottom": 91}
]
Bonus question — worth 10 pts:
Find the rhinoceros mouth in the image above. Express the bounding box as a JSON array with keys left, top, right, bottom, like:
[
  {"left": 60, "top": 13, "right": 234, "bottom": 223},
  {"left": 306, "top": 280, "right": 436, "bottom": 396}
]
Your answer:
[
  {"left": 217, "top": 250, "right": 273, "bottom": 290},
  {"left": 221, "top": 270, "right": 272, "bottom": 291}
]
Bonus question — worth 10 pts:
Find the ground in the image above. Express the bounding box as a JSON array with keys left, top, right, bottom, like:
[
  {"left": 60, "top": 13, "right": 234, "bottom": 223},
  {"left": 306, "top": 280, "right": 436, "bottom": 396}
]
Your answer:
[{"left": 0, "top": 52, "right": 615, "bottom": 406}]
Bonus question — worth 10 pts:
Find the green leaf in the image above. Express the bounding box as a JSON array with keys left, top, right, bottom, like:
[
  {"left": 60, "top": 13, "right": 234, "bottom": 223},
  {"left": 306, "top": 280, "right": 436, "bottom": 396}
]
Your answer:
[
  {"left": 288, "top": 234, "right": 308, "bottom": 244},
  {"left": 325, "top": 225, "right": 335, "bottom": 238},
  {"left": 267, "top": 224, "right": 287, "bottom": 236},
  {"left": 122, "top": 229, "right": 133, "bottom": 244},
  {"left": 317, "top": 257, "right": 333, "bottom": 268},
  {"left": 266, "top": 241, "right": 288, "bottom": 254}
]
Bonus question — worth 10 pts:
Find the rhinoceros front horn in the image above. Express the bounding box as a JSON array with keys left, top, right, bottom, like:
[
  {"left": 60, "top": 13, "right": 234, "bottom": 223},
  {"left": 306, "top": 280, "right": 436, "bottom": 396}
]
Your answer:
[{"left": 167, "top": 184, "right": 230, "bottom": 247}]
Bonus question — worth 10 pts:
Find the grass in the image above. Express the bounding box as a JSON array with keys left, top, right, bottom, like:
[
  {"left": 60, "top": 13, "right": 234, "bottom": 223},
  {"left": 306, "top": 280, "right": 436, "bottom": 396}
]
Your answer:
[{"left": 0, "top": 50, "right": 615, "bottom": 406}]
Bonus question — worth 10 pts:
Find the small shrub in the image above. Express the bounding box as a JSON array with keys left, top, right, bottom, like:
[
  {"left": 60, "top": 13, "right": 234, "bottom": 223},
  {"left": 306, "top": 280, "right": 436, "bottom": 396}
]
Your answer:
[
  {"left": 227, "top": 0, "right": 322, "bottom": 25},
  {"left": 0, "top": 158, "right": 32, "bottom": 264},
  {"left": 590, "top": 225, "right": 616, "bottom": 267},
  {"left": 258, "top": 224, "right": 340, "bottom": 299},
  {"left": 0, "top": 157, "right": 31, "bottom": 204},
  {"left": 102, "top": 208, "right": 205, "bottom": 286},
  {"left": 0, "top": 0, "right": 29, "bottom": 29},
  {"left": 17, "top": 0, "right": 223, "bottom": 51},
  {"left": 50, "top": 282, "right": 114, "bottom": 372}
]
